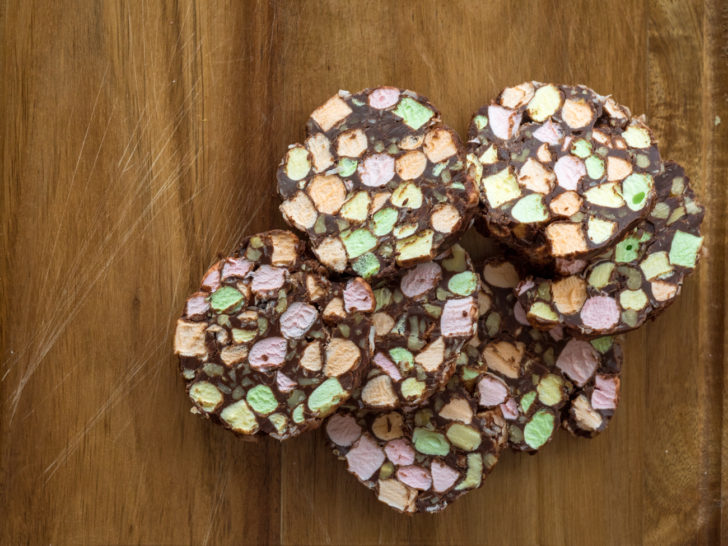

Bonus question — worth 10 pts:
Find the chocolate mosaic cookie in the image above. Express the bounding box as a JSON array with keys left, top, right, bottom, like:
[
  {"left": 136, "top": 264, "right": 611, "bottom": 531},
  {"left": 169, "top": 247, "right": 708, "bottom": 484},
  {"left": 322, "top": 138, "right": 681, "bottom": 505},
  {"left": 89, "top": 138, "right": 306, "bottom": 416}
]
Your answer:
[
  {"left": 516, "top": 161, "right": 704, "bottom": 337},
  {"left": 325, "top": 383, "right": 506, "bottom": 513},
  {"left": 173, "top": 230, "right": 374, "bottom": 440},
  {"left": 467, "top": 82, "right": 662, "bottom": 265},
  {"left": 278, "top": 87, "right": 478, "bottom": 279},
  {"left": 356, "top": 244, "right": 479, "bottom": 410},
  {"left": 455, "top": 239, "right": 622, "bottom": 449}
]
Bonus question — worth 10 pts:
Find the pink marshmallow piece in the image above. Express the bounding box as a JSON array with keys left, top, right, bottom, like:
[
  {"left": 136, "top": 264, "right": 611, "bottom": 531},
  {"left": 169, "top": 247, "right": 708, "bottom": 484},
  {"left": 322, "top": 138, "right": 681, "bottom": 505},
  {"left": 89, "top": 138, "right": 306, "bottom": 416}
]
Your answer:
[
  {"left": 500, "top": 398, "right": 519, "bottom": 420},
  {"left": 440, "top": 297, "right": 477, "bottom": 337},
  {"left": 554, "top": 155, "right": 586, "bottom": 191},
  {"left": 591, "top": 375, "right": 619, "bottom": 410},
  {"left": 488, "top": 105, "right": 522, "bottom": 140},
  {"left": 251, "top": 265, "right": 286, "bottom": 294},
  {"left": 373, "top": 352, "right": 403, "bottom": 382},
  {"left": 556, "top": 339, "right": 599, "bottom": 387},
  {"left": 431, "top": 460, "right": 460, "bottom": 493},
  {"left": 279, "top": 302, "right": 318, "bottom": 339},
  {"left": 345, "top": 434, "right": 386, "bottom": 481},
  {"left": 248, "top": 337, "right": 288, "bottom": 371},
  {"left": 400, "top": 262, "right": 442, "bottom": 298},
  {"left": 384, "top": 438, "right": 415, "bottom": 466},
  {"left": 555, "top": 258, "right": 588, "bottom": 275},
  {"left": 326, "top": 413, "right": 362, "bottom": 447},
  {"left": 221, "top": 257, "right": 253, "bottom": 280},
  {"left": 344, "top": 278, "right": 375, "bottom": 313},
  {"left": 580, "top": 296, "right": 620, "bottom": 331},
  {"left": 532, "top": 119, "right": 563, "bottom": 145},
  {"left": 478, "top": 375, "right": 509, "bottom": 407},
  {"left": 201, "top": 265, "right": 221, "bottom": 292},
  {"left": 396, "top": 465, "right": 432, "bottom": 491},
  {"left": 185, "top": 293, "right": 210, "bottom": 319},
  {"left": 358, "top": 153, "right": 395, "bottom": 187},
  {"left": 276, "top": 371, "right": 297, "bottom": 393},
  {"left": 369, "top": 87, "right": 400, "bottom": 110},
  {"left": 513, "top": 301, "right": 529, "bottom": 325}
]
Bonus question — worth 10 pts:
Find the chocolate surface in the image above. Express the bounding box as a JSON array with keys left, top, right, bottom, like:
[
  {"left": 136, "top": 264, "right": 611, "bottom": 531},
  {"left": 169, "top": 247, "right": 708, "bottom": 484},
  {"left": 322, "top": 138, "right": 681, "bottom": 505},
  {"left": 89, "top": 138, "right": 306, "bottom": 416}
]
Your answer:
[
  {"left": 277, "top": 87, "right": 478, "bottom": 279},
  {"left": 326, "top": 383, "right": 506, "bottom": 514},
  {"left": 467, "top": 82, "right": 662, "bottom": 265},
  {"left": 173, "top": 230, "right": 374, "bottom": 440},
  {"left": 516, "top": 161, "right": 704, "bottom": 337}
]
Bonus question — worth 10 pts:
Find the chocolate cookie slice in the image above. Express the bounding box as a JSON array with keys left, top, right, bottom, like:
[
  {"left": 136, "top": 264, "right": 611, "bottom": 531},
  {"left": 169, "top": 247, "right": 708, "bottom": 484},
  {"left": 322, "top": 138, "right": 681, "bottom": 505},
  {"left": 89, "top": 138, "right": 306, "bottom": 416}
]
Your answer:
[
  {"left": 517, "top": 161, "right": 704, "bottom": 337},
  {"left": 467, "top": 82, "right": 662, "bottom": 266},
  {"left": 278, "top": 87, "right": 478, "bottom": 279},
  {"left": 325, "top": 382, "right": 506, "bottom": 513},
  {"left": 173, "top": 230, "right": 374, "bottom": 440},
  {"left": 357, "top": 244, "right": 479, "bottom": 410},
  {"left": 456, "top": 237, "right": 623, "bottom": 450}
]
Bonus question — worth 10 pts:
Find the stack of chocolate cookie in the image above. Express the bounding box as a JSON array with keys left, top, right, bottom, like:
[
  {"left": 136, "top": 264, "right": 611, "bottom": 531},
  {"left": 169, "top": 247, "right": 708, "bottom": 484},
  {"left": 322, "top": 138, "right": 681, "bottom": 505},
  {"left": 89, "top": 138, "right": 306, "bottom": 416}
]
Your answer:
[{"left": 173, "top": 84, "right": 704, "bottom": 514}]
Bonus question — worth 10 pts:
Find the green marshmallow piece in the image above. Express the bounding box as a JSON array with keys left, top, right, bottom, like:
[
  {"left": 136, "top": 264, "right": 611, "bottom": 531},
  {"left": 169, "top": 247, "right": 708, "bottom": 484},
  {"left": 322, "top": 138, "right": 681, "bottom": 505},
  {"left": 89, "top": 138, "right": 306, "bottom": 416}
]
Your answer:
[
  {"left": 220, "top": 399, "right": 259, "bottom": 434},
  {"left": 341, "top": 229, "right": 377, "bottom": 259},
  {"left": 520, "top": 391, "right": 537, "bottom": 413},
  {"left": 374, "top": 287, "right": 392, "bottom": 311},
  {"left": 393, "top": 97, "right": 435, "bottom": 130},
  {"left": 473, "top": 114, "right": 488, "bottom": 130},
  {"left": 372, "top": 207, "right": 398, "bottom": 236},
  {"left": 591, "top": 336, "right": 613, "bottom": 353},
  {"left": 482, "top": 168, "right": 521, "bottom": 208},
  {"left": 448, "top": 271, "right": 478, "bottom": 296},
  {"left": 511, "top": 194, "right": 548, "bottom": 223},
  {"left": 537, "top": 375, "right": 564, "bottom": 406},
  {"left": 308, "top": 378, "right": 346, "bottom": 416},
  {"left": 640, "top": 251, "right": 673, "bottom": 280},
  {"left": 442, "top": 244, "right": 467, "bottom": 272},
  {"left": 338, "top": 157, "right": 358, "bottom": 177},
  {"left": 622, "top": 173, "right": 653, "bottom": 211},
  {"left": 619, "top": 289, "right": 648, "bottom": 311},
  {"left": 615, "top": 237, "right": 641, "bottom": 263},
  {"left": 189, "top": 381, "right": 223, "bottom": 412},
  {"left": 389, "top": 347, "right": 414, "bottom": 372},
  {"left": 523, "top": 410, "right": 555, "bottom": 449},
  {"left": 529, "top": 302, "right": 558, "bottom": 322},
  {"left": 413, "top": 428, "right": 450, "bottom": 456},
  {"left": 571, "top": 139, "right": 592, "bottom": 158},
  {"left": 352, "top": 253, "right": 380, "bottom": 278},
  {"left": 401, "top": 378, "right": 426, "bottom": 399},
  {"left": 455, "top": 453, "right": 483, "bottom": 491},
  {"left": 669, "top": 230, "right": 703, "bottom": 268},
  {"left": 210, "top": 286, "right": 244, "bottom": 313},
  {"left": 622, "top": 125, "right": 651, "bottom": 148},
  {"left": 446, "top": 424, "right": 482, "bottom": 451},
  {"left": 585, "top": 155, "right": 605, "bottom": 179},
  {"left": 285, "top": 146, "right": 311, "bottom": 180},
  {"left": 246, "top": 385, "right": 278, "bottom": 416},
  {"left": 292, "top": 404, "right": 305, "bottom": 424},
  {"left": 460, "top": 367, "right": 480, "bottom": 381}
]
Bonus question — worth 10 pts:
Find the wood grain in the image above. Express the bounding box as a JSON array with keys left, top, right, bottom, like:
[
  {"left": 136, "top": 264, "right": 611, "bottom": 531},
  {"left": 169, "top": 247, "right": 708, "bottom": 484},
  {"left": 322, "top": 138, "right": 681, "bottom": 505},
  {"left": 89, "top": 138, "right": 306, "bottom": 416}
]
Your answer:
[{"left": 1, "top": 1, "right": 726, "bottom": 544}]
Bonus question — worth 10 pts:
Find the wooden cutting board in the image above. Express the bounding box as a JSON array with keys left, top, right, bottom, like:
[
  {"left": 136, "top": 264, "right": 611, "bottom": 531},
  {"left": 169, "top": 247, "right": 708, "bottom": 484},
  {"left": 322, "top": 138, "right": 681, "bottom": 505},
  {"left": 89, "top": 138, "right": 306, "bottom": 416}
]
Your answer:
[{"left": 2, "top": 1, "right": 726, "bottom": 544}]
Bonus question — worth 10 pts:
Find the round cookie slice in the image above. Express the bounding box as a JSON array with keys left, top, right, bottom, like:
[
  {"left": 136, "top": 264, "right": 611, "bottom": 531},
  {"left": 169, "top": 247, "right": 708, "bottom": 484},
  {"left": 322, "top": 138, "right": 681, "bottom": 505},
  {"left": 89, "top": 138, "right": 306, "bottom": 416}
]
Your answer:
[
  {"left": 466, "top": 81, "right": 662, "bottom": 265},
  {"left": 173, "top": 230, "right": 375, "bottom": 440},
  {"left": 325, "top": 383, "right": 507, "bottom": 514},
  {"left": 516, "top": 161, "right": 704, "bottom": 337},
  {"left": 278, "top": 87, "right": 478, "bottom": 279},
  {"left": 455, "top": 242, "right": 623, "bottom": 451},
  {"left": 357, "top": 244, "right": 479, "bottom": 410}
]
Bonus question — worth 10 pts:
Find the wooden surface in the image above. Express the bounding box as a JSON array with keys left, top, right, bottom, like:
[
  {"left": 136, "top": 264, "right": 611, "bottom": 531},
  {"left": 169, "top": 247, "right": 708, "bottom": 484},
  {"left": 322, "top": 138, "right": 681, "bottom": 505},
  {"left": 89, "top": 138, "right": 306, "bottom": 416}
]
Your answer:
[{"left": 2, "top": 1, "right": 727, "bottom": 544}]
